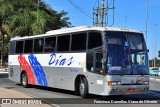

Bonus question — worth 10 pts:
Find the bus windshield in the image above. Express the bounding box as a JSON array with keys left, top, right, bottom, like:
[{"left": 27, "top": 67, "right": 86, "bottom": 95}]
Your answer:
[{"left": 105, "top": 31, "right": 149, "bottom": 75}]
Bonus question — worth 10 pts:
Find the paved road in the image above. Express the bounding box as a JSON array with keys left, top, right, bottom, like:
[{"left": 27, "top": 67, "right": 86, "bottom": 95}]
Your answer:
[{"left": 0, "top": 73, "right": 160, "bottom": 107}]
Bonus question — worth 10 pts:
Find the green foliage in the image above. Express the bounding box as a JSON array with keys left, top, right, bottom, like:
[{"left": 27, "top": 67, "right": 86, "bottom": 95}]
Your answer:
[
  {"left": 0, "top": 0, "right": 71, "bottom": 66},
  {"left": 149, "top": 57, "right": 160, "bottom": 67}
]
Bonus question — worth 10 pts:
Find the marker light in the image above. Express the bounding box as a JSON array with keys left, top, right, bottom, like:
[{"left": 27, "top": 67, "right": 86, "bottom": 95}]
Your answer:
[{"left": 108, "top": 81, "right": 121, "bottom": 86}]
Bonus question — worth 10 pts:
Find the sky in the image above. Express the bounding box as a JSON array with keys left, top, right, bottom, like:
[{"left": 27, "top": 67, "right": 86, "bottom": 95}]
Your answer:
[{"left": 43, "top": 0, "right": 160, "bottom": 60}]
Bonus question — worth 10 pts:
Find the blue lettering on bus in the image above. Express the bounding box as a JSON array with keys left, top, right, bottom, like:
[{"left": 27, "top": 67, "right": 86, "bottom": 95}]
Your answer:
[
  {"left": 49, "top": 53, "right": 74, "bottom": 66},
  {"left": 59, "top": 58, "right": 66, "bottom": 65},
  {"left": 67, "top": 57, "right": 74, "bottom": 66}
]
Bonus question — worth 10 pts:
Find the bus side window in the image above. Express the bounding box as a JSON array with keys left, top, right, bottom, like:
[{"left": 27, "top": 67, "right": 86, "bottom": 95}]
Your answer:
[
  {"left": 44, "top": 37, "right": 56, "bottom": 52},
  {"left": 87, "top": 53, "right": 94, "bottom": 71},
  {"left": 16, "top": 41, "right": 24, "bottom": 53},
  {"left": 71, "top": 33, "right": 87, "bottom": 51},
  {"left": 88, "top": 32, "right": 102, "bottom": 49},
  {"left": 34, "top": 38, "right": 44, "bottom": 53},
  {"left": 57, "top": 35, "right": 70, "bottom": 52},
  {"left": 24, "top": 40, "right": 33, "bottom": 53},
  {"left": 9, "top": 41, "right": 16, "bottom": 54}
]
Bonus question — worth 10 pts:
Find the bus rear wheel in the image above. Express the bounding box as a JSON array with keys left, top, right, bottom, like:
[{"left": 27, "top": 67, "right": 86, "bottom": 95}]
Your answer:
[
  {"left": 21, "top": 72, "right": 29, "bottom": 88},
  {"left": 79, "top": 77, "right": 88, "bottom": 98}
]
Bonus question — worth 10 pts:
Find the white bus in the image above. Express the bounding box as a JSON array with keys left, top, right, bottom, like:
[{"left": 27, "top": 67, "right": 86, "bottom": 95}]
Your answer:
[{"left": 9, "top": 26, "right": 149, "bottom": 98}]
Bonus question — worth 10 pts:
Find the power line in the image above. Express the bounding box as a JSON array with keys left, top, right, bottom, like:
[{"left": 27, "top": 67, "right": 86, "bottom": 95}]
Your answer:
[
  {"left": 67, "top": 0, "right": 93, "bottom": 19},
  {"left": 108, "top": 0, "right": 113, "bottom": 7},
  {"left": 93, "top": 0, "right": 98, "bottom": 8},
  {"left": 69, "top": 0, "right": 92, "bottom": 15}
]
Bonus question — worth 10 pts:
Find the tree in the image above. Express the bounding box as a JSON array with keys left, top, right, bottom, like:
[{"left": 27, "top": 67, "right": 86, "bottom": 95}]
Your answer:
[
  {"left": 0, "top": 0, "right": 14, "bottom": 66},
  {"left": 149, "top": 57, "right": 160, "bottom": 67},
  {"left": 9, "top": 0, "right": 71, "bottom": 36},
  {"left": 0, "top": 0, "right": 71, "bottom": 66}
]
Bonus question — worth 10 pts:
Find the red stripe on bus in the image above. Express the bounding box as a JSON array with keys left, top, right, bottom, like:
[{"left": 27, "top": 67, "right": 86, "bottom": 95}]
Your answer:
[{"left": 18, "top": 54, "right": 36, "bottom": 84}]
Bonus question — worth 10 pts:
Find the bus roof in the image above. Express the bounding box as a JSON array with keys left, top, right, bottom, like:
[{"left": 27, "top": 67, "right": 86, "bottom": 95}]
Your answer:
[{"left": 10, "top": 26, "right": 142, "bottom": 41}]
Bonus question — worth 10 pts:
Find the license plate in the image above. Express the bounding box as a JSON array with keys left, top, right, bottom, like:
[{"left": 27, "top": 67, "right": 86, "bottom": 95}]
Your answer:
[{"left": 128, "top": 88, "right": 135, "bottom": 92}]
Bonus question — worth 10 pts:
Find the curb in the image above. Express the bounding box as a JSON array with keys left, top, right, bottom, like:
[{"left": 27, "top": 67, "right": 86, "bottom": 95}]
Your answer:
[
  {"left": 0, "top": 72, "right": 8, "bottom": 74},
  {"left": 0, "top": 68, "right": 8, "bottom": 72},
  {"left": 0, "top": 87, "right": 51, "bottom": 107}
]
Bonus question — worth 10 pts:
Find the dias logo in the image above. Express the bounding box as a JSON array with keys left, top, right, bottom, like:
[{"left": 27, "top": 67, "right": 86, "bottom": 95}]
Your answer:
[{"left": 136, "top": 77, "right": 145, "bottom": 84}]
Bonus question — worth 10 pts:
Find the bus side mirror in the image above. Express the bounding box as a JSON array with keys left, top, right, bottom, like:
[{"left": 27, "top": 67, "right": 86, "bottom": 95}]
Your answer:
[{"left": 148, "top": 49, "right": 149, "bottom": 52}]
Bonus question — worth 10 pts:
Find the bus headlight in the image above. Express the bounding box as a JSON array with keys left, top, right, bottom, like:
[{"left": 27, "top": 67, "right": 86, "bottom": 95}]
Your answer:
[{"left": 108, "top": 81, "right": 121, "bottom": 86}]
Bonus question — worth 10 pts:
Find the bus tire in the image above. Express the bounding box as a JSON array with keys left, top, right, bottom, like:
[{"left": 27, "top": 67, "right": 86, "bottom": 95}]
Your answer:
[
  {"left": 21, "top": 72, "right": 29, "bottom": 88},
  {"left": 79, "top": 77, "right": 88, "bottom": 98}
]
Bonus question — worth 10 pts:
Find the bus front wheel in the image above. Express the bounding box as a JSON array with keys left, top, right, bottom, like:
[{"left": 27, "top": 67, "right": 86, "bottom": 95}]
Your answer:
[
  {"left": 21, "top": 72, "right": 29, "bottom": 88},
  {"left": 79, "top": 77, "right": 88, "bottom": 98}
]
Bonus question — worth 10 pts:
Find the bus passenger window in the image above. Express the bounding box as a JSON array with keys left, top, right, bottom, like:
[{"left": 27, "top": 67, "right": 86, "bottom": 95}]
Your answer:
[
  {"left": 34, "top": 38, "right": 44, "bottom": 52},
  {"left": 44, "top": 37, "right": 56, "bottom": 52},
  {"left": 16, "top": 41, "right": 24, "bottom": 53},
  {"left": 10, "top": 41, "right": 16, "bottom": 54},
  {"left": 57, "top": 35, "right": 70, "bottom": 52},
  {"left": 88, "top": 32, "right": 102, "bottom": 49},
  {"left": 71, "top": 33, "right": 87, "bottom": 51},
  {"left": 24, "top": 40, "right": 33, "bottom": 53}
]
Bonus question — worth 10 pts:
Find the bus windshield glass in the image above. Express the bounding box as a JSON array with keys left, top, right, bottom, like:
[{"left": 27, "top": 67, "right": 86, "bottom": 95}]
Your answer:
[{"left": 105, "top": 31, "right": 149, "bottom": 75}]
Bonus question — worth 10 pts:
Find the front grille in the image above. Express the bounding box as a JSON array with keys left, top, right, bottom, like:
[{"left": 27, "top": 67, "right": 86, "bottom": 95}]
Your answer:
[{"left": 121, "top": 83, "right": 143, "bottom": 85}]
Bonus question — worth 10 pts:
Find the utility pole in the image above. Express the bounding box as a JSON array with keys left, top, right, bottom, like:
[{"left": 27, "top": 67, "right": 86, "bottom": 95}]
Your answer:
[
  {"left": 145, "top": 0, "right": 148, "bottom": 44},
  {"left": 95, "top": 7, "right": 99, "bottom": 26},
  {"left": 124, "top": 16, "right": 127, "bottom": 28},
  {"left": 93, "top": 0, "right": 115, "bottom": 27},
  {"left": 152, "top": 45, "right": 154, "bottom": 67},
  {"left": 154, "top": 24, "right": 157, "bottom": 67},
  {"left": 100, "top": 0, "right": 105, "bottom": 27}
]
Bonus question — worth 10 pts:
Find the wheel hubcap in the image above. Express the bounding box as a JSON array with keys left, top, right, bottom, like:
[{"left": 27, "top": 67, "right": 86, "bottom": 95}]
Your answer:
[
  {"left": 22, "top": 74, "right": 27, "bottom": 85},
  {"left": 80, "top": 81, "right": 85, "bottom": 94}
]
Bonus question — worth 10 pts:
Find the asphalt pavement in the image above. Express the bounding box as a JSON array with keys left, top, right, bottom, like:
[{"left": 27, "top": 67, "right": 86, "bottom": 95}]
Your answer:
[
  {"left": 0, "top": 69, "right": 160, "bottom": 107},
  {"left": 0, "top": 68, "right": 51, "bottom": 107}
]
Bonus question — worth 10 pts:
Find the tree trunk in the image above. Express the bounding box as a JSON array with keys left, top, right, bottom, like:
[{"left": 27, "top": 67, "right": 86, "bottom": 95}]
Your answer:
[{"left": 1, "top": 31, "right": 4, "bottom": 67}]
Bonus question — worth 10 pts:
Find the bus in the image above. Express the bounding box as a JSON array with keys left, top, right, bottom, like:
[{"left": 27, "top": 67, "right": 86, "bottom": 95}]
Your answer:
[{"left": 8, "top": 26, "right": 149, "bottom": 98}]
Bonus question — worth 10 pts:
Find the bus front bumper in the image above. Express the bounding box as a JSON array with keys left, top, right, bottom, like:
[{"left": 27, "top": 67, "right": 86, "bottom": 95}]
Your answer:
[{"left": 104, "top": 85, "right": 149, "bottom": 96}]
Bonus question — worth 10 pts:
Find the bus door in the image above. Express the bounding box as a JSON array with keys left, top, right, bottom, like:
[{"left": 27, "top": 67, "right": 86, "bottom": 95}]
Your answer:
[{"left": 87, "top": 50, "right": 105, "bottom": 94}]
